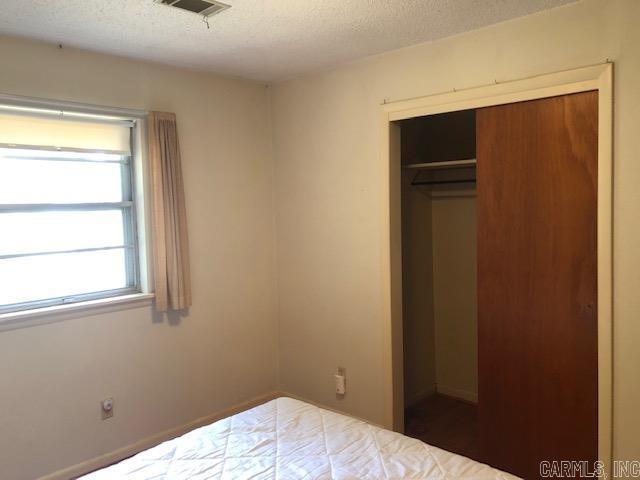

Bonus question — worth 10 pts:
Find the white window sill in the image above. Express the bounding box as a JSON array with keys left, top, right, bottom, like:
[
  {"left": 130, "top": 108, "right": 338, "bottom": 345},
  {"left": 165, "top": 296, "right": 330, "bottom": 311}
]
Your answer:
[{"left": 0, "top": 293, "right": 155, "bottom": 332}]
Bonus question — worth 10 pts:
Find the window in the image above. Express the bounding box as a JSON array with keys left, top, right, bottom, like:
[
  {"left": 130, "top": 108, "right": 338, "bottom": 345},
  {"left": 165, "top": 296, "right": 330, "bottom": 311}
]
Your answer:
[{"left": 0, "top": 108, "right": 142, "bottom": 314}]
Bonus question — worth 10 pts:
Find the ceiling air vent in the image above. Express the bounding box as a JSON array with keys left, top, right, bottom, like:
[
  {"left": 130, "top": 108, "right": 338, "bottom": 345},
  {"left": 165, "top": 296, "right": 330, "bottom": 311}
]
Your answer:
[{"left": 154, "top": 0, "right": 231, "bottom": 17}]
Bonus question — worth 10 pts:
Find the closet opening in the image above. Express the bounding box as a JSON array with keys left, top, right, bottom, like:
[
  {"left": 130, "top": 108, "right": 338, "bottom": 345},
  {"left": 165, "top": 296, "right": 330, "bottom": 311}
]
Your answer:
[{"left": 400, "top": 108, "right": 479, "bottom": 460}]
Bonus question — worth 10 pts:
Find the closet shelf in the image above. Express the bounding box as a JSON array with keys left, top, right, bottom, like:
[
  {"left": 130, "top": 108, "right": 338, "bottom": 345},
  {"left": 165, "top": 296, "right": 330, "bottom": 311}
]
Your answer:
[
  {"left": 407, "top": 158, "right": 476, "bottom": 188},
  {"left": 403, "top": 158, "right": 476, "bottom": 170}
]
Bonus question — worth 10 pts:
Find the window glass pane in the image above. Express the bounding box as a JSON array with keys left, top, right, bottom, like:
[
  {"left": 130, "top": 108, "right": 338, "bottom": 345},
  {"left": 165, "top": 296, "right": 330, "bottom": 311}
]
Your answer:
[
  {"left": 0, "top": 249, "right": 128, "bottom": 306},
  {"left": 0, "top": 150, "right": 124, "bottom": 203},
  {"left": 0, "top": 210, "right": 126, "bottom": 256}
]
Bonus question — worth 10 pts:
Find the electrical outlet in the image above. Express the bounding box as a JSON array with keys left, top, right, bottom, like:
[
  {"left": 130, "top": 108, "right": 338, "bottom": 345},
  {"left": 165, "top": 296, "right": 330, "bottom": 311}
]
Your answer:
[
  {"left": 335, "top": 367, "right": 346, "bottom": 397},
  {"left": 101, "top": 397, "right": 114, "bottom": 420}
]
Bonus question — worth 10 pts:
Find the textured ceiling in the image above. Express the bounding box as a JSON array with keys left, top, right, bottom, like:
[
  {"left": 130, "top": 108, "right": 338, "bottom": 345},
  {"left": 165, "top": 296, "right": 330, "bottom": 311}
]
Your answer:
[{"left": 0, "top": 0, "right": 577, "bottom": 82}]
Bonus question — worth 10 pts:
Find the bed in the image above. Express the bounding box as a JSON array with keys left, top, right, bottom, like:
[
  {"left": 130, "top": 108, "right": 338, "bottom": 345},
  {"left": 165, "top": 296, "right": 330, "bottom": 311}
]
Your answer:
[{"left": 80, "top": 396, "right": 519, "bottom": 479}]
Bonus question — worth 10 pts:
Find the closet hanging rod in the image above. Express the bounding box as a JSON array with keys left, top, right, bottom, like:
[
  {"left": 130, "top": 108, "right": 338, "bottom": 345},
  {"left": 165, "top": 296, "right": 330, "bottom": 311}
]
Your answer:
[{"left": 403, "top": 158, "right": 476, "bottom": 170}]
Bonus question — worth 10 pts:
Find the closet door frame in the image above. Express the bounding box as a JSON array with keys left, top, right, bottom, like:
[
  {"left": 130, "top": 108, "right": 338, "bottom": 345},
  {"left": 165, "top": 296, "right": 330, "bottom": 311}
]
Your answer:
[{"left": 380, "top": 63, "right": 613, "bottom": 469}]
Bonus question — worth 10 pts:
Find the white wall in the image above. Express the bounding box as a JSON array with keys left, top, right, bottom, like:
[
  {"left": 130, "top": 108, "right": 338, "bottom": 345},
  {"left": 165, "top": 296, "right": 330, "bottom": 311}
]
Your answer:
[
  {"left": 0, "top": 36, "right": 278, "bottom": 480},
  {"left": 272, "top": 0, "right": 640, "bottom": 460},
  {"left": 432, "top": 196, "right": 477, "bottom": 402}
]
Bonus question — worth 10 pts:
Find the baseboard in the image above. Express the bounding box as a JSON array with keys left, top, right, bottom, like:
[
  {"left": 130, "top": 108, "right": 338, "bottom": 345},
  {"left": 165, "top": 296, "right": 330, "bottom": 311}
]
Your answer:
[
  {"left": 436, "top": 384, "right": 478, "bottom": 404},
  {"left": 38, "top": 391, "right": 280, "bottom": 480},
  {"left": 404, "top": 384, "right": 437, "bottom": 408}
]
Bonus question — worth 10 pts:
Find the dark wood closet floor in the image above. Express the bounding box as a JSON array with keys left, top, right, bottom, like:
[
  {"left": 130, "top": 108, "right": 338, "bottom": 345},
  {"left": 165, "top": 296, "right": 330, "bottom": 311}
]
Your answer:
[{"left": 404, "top": 394, "right": 479, "bottom": 461}]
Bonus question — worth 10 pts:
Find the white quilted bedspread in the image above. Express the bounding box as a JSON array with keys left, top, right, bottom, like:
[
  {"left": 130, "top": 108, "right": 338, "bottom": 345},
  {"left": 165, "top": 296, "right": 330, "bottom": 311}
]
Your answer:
[{"left": 80, "top": 397, "right": 519, "bottom": 479}]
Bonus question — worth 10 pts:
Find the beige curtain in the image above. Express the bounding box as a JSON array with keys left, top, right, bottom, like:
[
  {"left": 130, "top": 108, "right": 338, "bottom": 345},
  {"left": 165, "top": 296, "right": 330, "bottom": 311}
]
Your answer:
[{"left": 148, "top": 112, "right": 192, "bottom": 311}]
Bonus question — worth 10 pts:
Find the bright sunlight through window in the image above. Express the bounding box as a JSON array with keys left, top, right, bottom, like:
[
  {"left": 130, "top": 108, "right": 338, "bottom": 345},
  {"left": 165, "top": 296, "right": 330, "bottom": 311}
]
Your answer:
[{"left": 0, "top": 110, "right": 140, "bottom": 314}]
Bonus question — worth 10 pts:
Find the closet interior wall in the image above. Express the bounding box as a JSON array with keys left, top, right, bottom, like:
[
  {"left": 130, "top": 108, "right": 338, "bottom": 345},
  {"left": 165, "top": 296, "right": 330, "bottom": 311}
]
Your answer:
[
  {"left": 401, "top": 170, "right": 436, "bottom": 407},
  {"left": 431, "top": 195, "right": 477, "bottom": 403}
]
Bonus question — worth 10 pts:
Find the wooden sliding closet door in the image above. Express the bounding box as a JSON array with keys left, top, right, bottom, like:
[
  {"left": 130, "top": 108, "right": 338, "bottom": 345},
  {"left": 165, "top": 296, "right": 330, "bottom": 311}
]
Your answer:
[{"left": 477, "top": 92, "right": 598, "bottom": 479}]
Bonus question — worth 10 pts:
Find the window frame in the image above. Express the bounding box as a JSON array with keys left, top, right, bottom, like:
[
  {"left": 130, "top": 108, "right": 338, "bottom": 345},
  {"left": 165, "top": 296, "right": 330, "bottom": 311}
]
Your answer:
[{"left": 0, "top": 125, "right": 144, "bottom": 315}]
